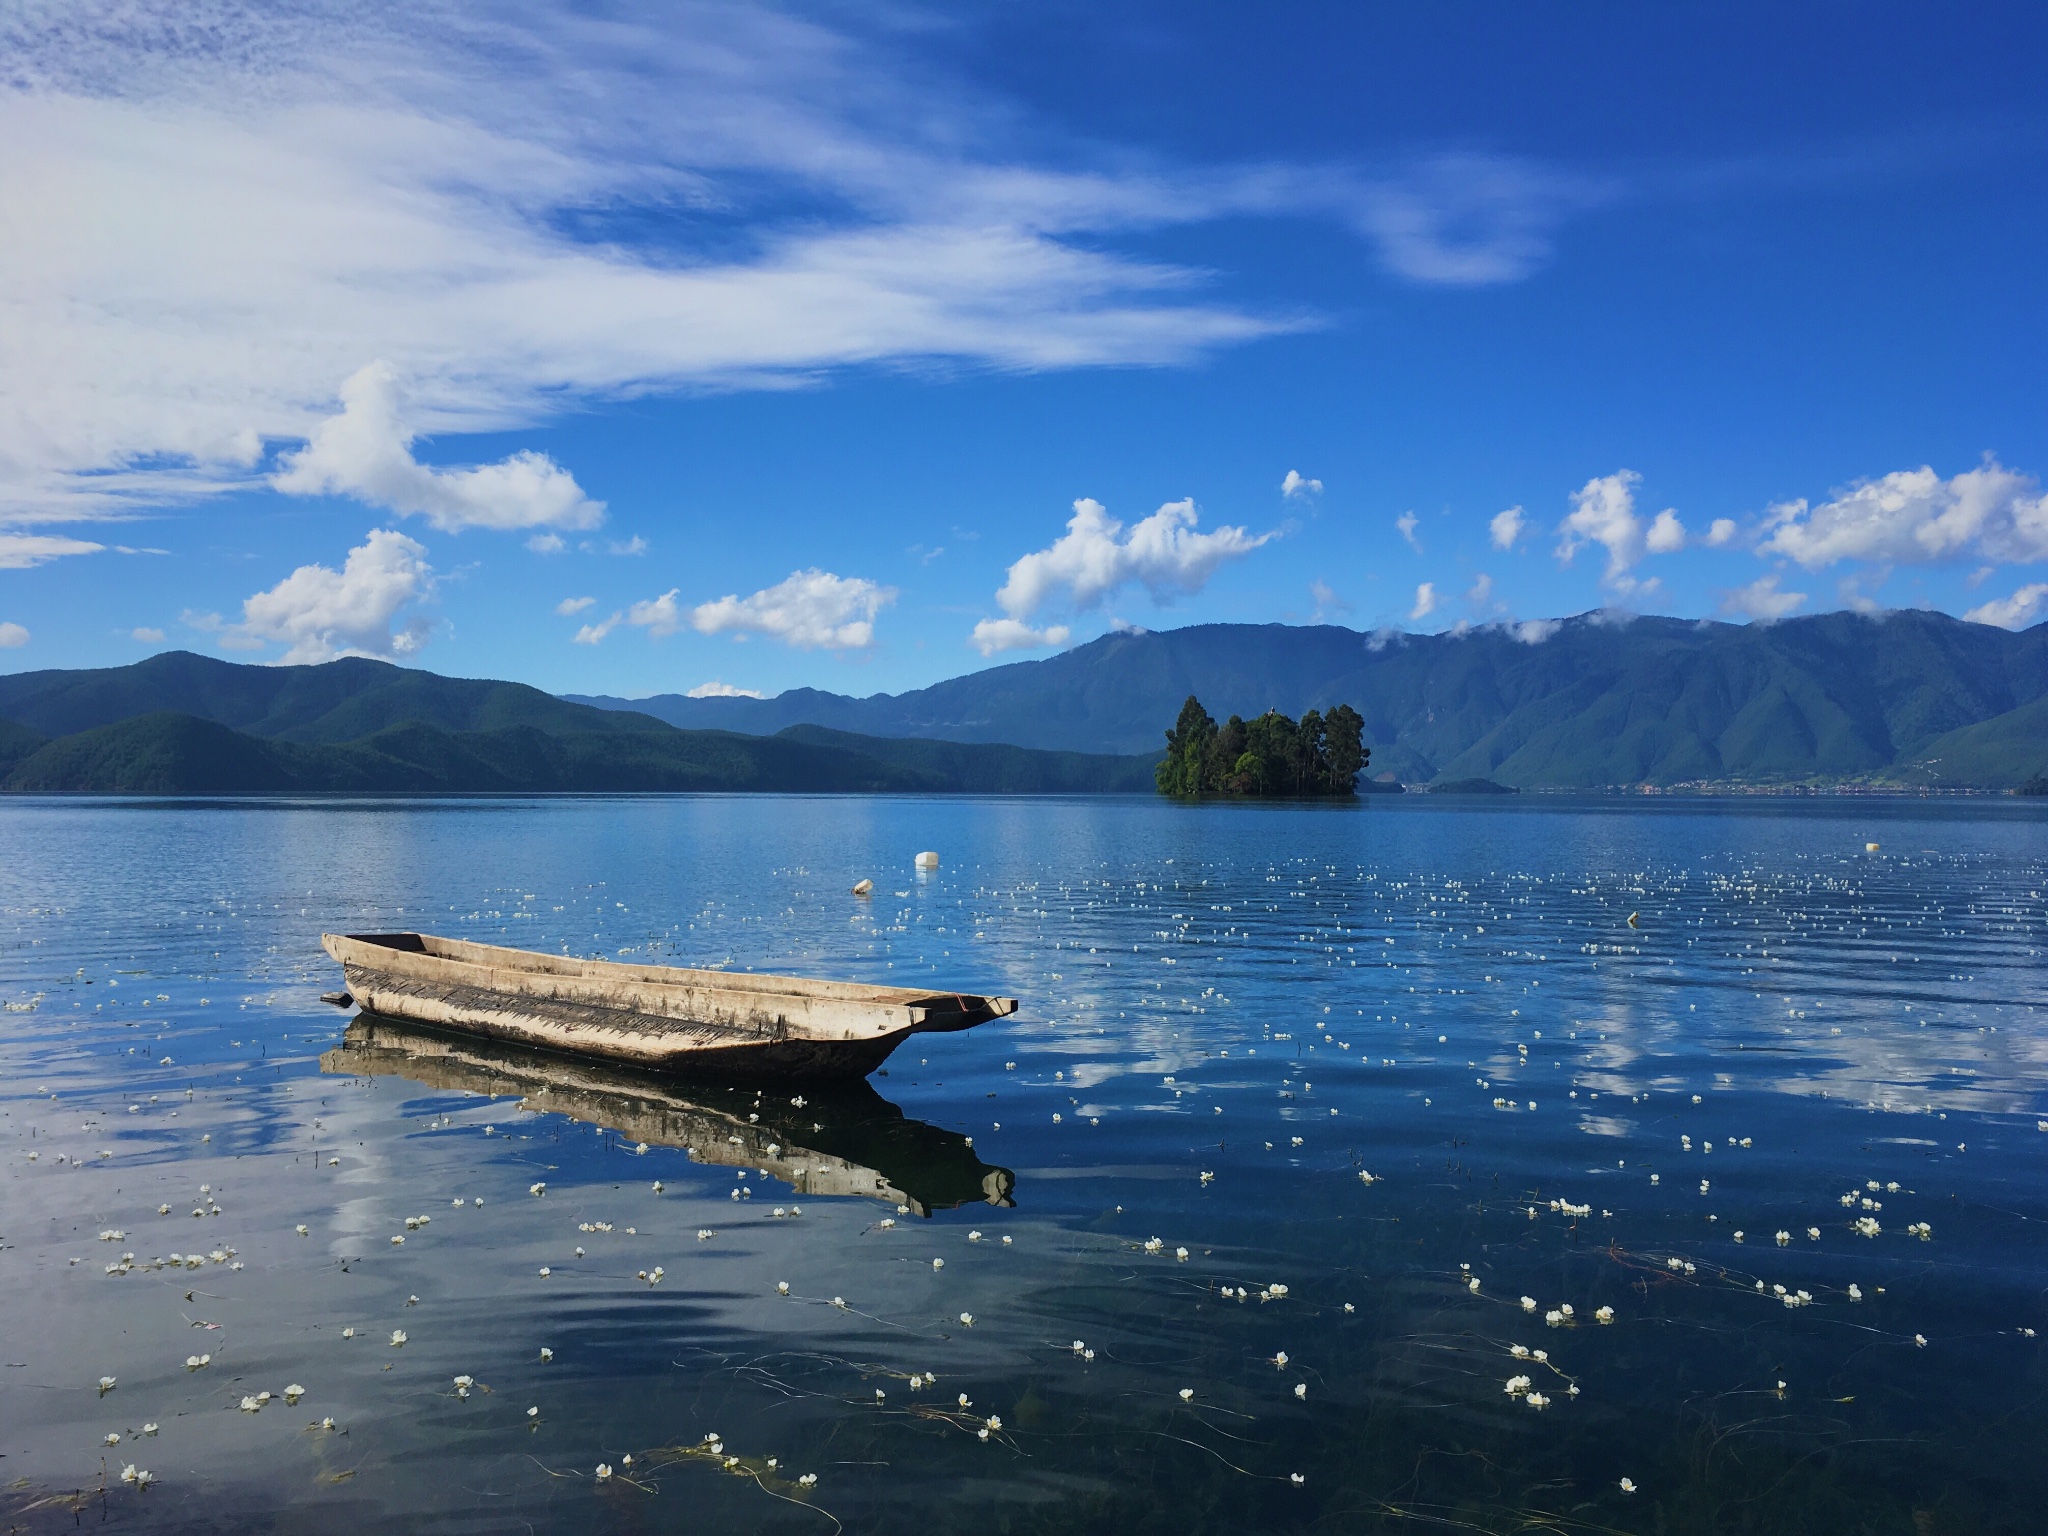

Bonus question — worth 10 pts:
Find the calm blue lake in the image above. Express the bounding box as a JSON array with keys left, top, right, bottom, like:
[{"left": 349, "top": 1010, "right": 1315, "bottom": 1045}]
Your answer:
[{"left": 3, "top": 792, "right": 2046, "bottom": 1533}]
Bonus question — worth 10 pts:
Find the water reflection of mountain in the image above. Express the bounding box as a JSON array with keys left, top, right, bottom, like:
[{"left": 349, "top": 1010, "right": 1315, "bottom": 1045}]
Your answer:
[{"left": 321, "top": 1014, "right": 1016, "bottom": 1216}]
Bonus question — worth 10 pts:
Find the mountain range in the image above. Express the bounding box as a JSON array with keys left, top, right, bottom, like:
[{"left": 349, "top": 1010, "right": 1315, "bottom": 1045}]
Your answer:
[
  {"left": 3, "top": 607, "right": 2046, "bottom": 792},
  {"left": 569, "top": 609, "right": 2048, "bottom": 788},
  {"left": 0, "top": 653, "right": 1155, "bottom": 794}
]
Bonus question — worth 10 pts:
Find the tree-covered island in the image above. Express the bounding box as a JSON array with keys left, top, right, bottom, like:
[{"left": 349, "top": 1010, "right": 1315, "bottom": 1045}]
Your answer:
[{"left": 1154, "top": 695, "right": 1368, "bottom": 797}]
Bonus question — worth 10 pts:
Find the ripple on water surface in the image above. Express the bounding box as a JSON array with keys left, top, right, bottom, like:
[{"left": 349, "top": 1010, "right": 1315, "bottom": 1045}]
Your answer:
[{"left": 2, "top": 792, "right": 2046, "bottom": 1534}]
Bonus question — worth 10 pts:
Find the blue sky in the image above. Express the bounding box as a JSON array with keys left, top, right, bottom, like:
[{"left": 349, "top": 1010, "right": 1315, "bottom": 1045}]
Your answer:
[{"left": 3, "top": 1, "right": 2046, "bottom": 698}]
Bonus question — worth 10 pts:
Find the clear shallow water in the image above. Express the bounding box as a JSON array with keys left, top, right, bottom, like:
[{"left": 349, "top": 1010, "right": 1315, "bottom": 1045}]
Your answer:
[{"left": 3, "top": 792, "right": 2047, "bottom": 1534}]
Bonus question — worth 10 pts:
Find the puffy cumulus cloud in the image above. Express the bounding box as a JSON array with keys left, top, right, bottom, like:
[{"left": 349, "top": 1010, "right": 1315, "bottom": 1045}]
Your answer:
[
  {"left": 1489, "top": 506, "right": 1525, "bottom": 551},
  {"left": 685, "top": 680, "right": 765, "bottom": 699},
  {"left": 232, "top": 529, "right": 434, "bottom": 663},
  {"left": 1511, "top": 617, "right": 1561, "bottom": 644},
  {"left": 1409, "top": 581, "right": 1438, "bottom": 621},
  {"left": 554, "top": 596, "right": 595, "bottom": 616},
  {"left": 693, "top": 570, "right": 894, "bottom": 650},
  {"left": 994, "top": 498, "right": 1272, "bottom": 619},
  {"left": 1704, "top": 518, "right": 1738, "bottom": 547},
  {"left": 0, "top": 532, "right": 104, "bottom": 568},
  {"left": 971, "top": 617, "right": 1072, "bottom": 656},
  {"left": 628, "top": 591, "right": 687, "bottom": 637},
  {"left": 1645, "top": 508, "right": 1687, "bottom": 554},
  {"left": 571, "top": 612, "right": 620, "bottom": 645},
  {"left": 1719, "top": 573, "right": 1807, "bottom": 622},
  {"left": 1758, "top": 459, "right": 2048, "bottom": 569},
  {"left": 1557, "top": 471, "right": 1643, "bottom": 585},
  {"left": 273, "top": 364, "right": 603, "bottom": 533},
  {"left": 1964, "top": 583, "right": 2048, "bottom": 631},
  {"left": 1395, "top": 512, "right": 1421, "bottom": 552},
  {"left": 527, "top": 533, "right": 567, "bottom": 554},
  {"left": 1281, "top": 470, "right": 1322, "bottom": 500},
  {"left": 0, "top": 621, "right": 28, "bottom": 647}
]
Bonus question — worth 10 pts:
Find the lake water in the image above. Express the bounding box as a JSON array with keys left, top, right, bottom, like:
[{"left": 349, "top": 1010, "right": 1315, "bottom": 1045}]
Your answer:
[{"left": 3, "top": 792, "right": 2046, "bottom": 1534}]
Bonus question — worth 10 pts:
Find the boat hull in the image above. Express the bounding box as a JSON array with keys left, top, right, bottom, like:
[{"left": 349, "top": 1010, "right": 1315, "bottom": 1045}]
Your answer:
[{"left": 324, "top": 931, "right": 1015, "bottom": 1081}]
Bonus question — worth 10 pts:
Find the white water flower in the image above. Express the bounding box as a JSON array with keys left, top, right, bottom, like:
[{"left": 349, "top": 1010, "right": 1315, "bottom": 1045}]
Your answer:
[
  {"left": 389, "top": 1330, "right": 408, "bottom": 1346},
  {"left": 1294, "top": 1382, "right": 1307, "bottom": 1399},
  {"left": 959, "top": 1313, "right": 975, "bottom": 1327},
  {"left": 776, "top": 1281, "right": 790, "bottom": 1295},
  {"left": 1620, "top": 1477, "right": 1637, "bottom": 1493},
  {"left": 1179, "top": 1388, "right": 1194, "bottom": 1401},
  {"left": 1595, "top": 1305, "right": 1615, "bottom": 1324},
  {"left": 284, "top": 1384, "right": 305, "bottom": 1402},
  {"left": 98, "top": 1375, "right": 117, "bottom": 1392},
  {"left": 595, "top": 1463, "right": 611, "bottom": 1480}
]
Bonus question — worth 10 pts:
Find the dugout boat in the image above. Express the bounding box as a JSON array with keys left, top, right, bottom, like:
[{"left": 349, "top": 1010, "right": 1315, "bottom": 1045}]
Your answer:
[{"left": 320, "top": 931, "right": 1017, "bottom": 1080}]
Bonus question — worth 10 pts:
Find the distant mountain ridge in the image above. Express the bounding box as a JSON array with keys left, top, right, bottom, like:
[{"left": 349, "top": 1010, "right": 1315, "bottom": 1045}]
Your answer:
[
  {"left": 571, "top": 609, "right": 2048, "bottom": 788},
  {"left": 0, "top": 653, "right": 1155, "bottom": 794}
]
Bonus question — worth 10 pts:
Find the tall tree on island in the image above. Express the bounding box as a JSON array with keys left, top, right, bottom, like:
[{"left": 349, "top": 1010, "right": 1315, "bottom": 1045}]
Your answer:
[{"left": 1154, "top": 694, "right": 1369, "bottom": 798}]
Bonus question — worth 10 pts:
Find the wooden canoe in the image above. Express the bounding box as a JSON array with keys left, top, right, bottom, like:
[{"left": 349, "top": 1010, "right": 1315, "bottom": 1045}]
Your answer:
[
  {"left": 320, "top": 931, "right": 1018, "bottom": 1080},
  {"left": 322, "top": 1013, "right": 1015, "bottom": 1214}
]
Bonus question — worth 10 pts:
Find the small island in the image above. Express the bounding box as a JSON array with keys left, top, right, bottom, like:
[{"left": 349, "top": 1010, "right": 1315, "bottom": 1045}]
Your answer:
[{"left": 1154, "top": 695, "right": 1368, "bottom": 798}]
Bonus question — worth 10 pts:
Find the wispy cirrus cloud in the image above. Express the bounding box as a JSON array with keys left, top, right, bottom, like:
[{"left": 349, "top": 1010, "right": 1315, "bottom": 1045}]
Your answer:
[{"left": 0, "top": 0, "right": 1604, "bottom": 533}]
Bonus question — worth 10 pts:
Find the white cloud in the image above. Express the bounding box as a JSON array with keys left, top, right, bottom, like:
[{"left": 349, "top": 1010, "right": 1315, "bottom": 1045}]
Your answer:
[
  {"left": 1511, "top": 617, "right": 1561, "bottom": 644},
  {"left": 1344, "top": 153, "right": 1604, "bottom": 285},
  {"left": 1554, "top": 470, "right": 1688, "bottom": 594},
  {"left": 1281, "top": 470, "right": 1322, "bottom": 499},
  {"left": 273, "top": 363, "right": 604, "bottom": 533},
  {"left": 1557, "top": 470, "right": 1644, "bottom": 586},
  {"left": 1645, "top": 508, "right": 1687, "bottom": 554},
  {"left": 0, "top": 621, "right": 28, "bottom": 648},
  {"left": 527, "top": 533, "right": 566, "bottom": 553},
  {"left": 1465, "top": 572, "right": 1495, "bottom": 608},
  {"left": 0, "top": 532, "right": 104, "bottom": 568},
  {"left": 628, "top": 591, "right": 686, "bottom": 639},
  {"left": 233, "top": 529, "right": 433, "bottom": 663},
  {"left": 1964, "top": 583, "right": 2048, "bottom": 631},
  {"left": 994, "top": 497, "right": 1272, "bottom": 618},
  {"left": 971, "top": 617, "right": 1072, "bottom": 656},
  {"left": 1410, "top": 581, "right": 1438, "bottom": 621},
  {"left": 1719, "top": 573, "right": 1806, "bottom": 622},
  {"left": 572, "top": 612, "right": 620, "bottom": 645},
  {"left": 1704, "top": 517, "right": 1738, "bottom": 547},
  {"left": 1489, "top": 505, "right": 1525, "bottom": 550},
  {"left": 1758, "top": 459, "right": 2048, "bottom": 569},
  {"left": 555, "top": 596, "right": 596, "bottom": 616},
  {"left": 1, "top": 7, "right": 1597, "bottom": 525},
  {"left": 1309, "top": 578, "right": 1350, "bottom": 621},
  {"left": 693, "top": 570, "right": 895, "bottom": 650},
  {"left": 131, "top": 626, "right": 165, "bottom": 642},
  {"left": 1837, "top": 576, "right": 1886, "bottom": 615},
  {"left": 608, "top": 537, "right": 648, "bottom": 557},
  {"left": 685, "top": 680, "right": 766, "bottom": 699},
  {"left": 1395, "top": 511, "right": 1422, "bottom": 552}
]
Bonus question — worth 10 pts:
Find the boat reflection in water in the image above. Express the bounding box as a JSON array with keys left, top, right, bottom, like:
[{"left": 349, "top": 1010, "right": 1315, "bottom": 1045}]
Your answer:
[{"left": 321, "top": 1013, "right": 1016, "bottom": 1216}]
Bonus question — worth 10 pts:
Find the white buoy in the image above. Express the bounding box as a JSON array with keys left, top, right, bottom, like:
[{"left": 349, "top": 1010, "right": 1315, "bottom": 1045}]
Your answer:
[
  {"left": 851, "top": 879, "right": 873, "bottom": 896},
  {"left": 914, "top": 850, "right": 940, "bottom": 870}
]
